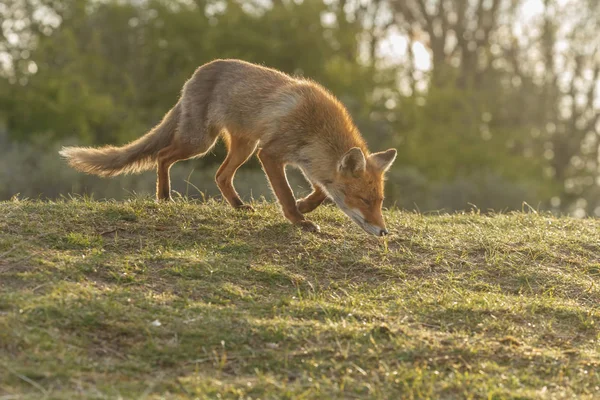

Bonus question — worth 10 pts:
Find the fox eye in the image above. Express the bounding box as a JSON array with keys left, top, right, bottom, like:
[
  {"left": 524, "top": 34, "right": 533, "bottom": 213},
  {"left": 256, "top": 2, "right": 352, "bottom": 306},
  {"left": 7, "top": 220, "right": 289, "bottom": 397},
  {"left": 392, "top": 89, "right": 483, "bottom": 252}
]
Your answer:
[{"left": 360, "top": 197, "right": 370, "bottom": 205}]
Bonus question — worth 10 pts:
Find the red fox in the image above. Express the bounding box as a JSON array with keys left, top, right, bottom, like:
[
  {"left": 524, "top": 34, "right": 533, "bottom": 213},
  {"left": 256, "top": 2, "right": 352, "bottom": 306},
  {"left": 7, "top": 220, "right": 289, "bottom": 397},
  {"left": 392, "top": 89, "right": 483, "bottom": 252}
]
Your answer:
[{"left": 60, "top": 59, "right": 397, "bottom": 236}]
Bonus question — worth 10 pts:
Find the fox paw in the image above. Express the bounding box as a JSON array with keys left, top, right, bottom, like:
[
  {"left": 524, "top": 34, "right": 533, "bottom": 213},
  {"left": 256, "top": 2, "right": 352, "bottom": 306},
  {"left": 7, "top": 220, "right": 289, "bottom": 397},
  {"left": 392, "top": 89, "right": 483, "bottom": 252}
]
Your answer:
[
  {"left": 295, "top": 220, "right": 320, "bottom": 233},
  {"left": 236, "top": 204, "right": 255, "bottom": 212}
]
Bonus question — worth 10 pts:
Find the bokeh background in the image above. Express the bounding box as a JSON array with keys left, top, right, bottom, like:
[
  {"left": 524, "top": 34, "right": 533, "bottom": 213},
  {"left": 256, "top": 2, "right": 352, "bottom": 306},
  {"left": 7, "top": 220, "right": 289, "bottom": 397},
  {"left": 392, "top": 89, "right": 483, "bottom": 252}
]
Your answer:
[{"left": 1, "top": 0, "right": 599, "bottom": 215}]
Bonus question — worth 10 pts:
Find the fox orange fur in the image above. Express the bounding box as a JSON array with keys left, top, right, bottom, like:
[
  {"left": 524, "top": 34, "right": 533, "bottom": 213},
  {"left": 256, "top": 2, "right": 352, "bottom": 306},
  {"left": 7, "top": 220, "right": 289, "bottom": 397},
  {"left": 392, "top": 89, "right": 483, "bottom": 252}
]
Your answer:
[{"left": 60, "top": 59, "right": 397, "bottom": 236}]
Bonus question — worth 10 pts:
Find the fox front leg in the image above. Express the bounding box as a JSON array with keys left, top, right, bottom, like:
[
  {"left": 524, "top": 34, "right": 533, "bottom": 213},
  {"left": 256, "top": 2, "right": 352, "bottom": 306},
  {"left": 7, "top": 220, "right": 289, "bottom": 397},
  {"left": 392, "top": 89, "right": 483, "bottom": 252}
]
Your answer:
[
  {"left": 297, "top": 186, "right": 327, "bottom": 214},
  {"left": 257, "top": 150, "right": 320, "bottom": 232},
  {"left": 215, "top": 136, "right": 259, "bottom": 211}
]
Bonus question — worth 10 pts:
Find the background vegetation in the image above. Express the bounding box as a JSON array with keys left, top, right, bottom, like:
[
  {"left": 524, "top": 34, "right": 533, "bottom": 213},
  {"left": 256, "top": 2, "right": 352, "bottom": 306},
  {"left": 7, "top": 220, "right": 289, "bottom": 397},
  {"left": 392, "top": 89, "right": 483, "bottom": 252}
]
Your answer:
[{"left": 1, "top": 0, "right": 599, "bottom": 214}]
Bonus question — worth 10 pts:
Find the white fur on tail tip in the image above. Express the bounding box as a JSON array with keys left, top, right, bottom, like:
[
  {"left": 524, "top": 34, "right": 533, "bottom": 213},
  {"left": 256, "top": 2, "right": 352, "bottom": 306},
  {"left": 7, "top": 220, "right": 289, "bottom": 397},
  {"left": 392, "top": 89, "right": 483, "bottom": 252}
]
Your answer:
[
  {"left": 59, "top": 146, "right": 77, "bottom": 159},
  {"left": 59, "top": 146, "right": 97, "bottom": 175},
  {"left": 58, "top": 146, "right": 85, "bottom": 166}
]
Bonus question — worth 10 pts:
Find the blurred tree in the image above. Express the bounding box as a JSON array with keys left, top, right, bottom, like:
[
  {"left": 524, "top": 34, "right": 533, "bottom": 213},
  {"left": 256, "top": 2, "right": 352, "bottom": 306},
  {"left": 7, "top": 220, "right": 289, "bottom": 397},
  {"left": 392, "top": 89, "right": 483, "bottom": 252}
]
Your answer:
[
  {"left": 2, "top": 0, "right": 379, "bottom": 144},
  {"left": 385, "top": 0, "right": 599, "bottom": 213},
  {"left": 0, "top": 0, "right": 598, "bottom": 214}
]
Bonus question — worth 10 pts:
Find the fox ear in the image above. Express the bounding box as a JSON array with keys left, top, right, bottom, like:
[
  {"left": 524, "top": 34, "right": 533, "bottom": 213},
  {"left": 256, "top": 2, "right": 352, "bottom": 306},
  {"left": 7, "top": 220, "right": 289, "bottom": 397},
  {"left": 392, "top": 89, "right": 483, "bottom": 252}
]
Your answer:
[
  {"left": 370, "top": 149, "right": 397, "bottom": 172},
  {"left": 338, "top": 147, "right": 366, "bottom": 176}
]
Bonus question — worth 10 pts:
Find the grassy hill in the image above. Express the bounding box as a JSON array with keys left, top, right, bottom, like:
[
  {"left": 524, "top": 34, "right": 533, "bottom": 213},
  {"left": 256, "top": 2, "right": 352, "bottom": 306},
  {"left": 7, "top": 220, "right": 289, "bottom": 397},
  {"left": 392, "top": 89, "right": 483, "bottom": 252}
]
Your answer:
[{"left": 1, "top": 199, "right": 599, "bottom": 399}]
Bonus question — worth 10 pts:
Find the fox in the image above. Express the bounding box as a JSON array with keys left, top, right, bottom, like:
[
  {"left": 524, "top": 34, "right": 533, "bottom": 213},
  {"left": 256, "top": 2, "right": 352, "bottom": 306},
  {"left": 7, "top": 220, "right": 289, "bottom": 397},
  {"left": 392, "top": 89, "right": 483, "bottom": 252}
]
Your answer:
[{"left": 60, "top": 59, "right": 397, "bottom": 236}]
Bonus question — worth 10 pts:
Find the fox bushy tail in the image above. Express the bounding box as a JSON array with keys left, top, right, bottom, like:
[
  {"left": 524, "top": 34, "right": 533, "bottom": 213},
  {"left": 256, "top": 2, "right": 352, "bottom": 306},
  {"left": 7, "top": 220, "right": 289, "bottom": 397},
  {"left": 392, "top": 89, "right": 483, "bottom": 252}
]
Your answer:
[{"left": 59, "top": 103, "right": 181, "bottom": 177}]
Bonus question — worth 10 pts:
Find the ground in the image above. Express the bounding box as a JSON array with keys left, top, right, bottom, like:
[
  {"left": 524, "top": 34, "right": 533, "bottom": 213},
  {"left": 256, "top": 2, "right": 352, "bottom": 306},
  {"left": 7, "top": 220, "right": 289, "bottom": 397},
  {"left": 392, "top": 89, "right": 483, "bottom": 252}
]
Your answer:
[{"left": 0, "top": 199, "right": 599, "bottom": 399}]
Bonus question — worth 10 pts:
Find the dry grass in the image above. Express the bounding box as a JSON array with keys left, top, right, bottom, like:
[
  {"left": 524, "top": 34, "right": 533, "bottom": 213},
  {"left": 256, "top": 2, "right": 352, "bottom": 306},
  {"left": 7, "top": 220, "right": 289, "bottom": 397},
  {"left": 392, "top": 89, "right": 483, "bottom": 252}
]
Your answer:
[{"left": 0, "top": 198, "right": 599, "bottom": 399}]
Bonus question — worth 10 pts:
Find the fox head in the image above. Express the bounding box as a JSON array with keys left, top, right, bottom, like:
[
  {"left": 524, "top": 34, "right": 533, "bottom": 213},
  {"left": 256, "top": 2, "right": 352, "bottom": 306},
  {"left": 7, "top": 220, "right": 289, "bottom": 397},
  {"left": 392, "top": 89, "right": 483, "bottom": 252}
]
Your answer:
[{"left": 327, "top": 147, "right": 397, "bottom": 236}]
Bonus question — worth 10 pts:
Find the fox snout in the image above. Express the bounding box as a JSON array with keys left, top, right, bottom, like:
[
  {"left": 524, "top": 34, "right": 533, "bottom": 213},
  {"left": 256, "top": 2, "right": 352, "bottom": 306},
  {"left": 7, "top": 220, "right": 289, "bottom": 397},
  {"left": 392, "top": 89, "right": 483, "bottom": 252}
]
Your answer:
[
  {"left": 335, "top": 203, "right": 388, "bottom": 236},
  {"left": 364, "top": 224, "right": 389, "bottom": 237},
  {"left": 357, "top": 215, "right": 389, "bottom": 237}
]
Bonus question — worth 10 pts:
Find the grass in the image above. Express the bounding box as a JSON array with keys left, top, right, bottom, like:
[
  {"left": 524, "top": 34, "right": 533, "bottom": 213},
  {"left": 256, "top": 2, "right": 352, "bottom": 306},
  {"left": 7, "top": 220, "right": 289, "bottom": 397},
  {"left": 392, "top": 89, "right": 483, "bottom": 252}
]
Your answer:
[{"left": 0, "top": 198, "right": 599, "bottom": 399}]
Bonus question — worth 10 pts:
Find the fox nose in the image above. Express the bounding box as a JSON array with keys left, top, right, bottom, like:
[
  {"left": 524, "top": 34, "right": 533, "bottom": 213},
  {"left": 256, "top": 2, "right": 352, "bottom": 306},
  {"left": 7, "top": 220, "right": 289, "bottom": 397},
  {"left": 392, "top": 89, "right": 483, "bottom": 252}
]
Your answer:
[{"left": 379, "top": 229, "right": 388, "bottom": 236}]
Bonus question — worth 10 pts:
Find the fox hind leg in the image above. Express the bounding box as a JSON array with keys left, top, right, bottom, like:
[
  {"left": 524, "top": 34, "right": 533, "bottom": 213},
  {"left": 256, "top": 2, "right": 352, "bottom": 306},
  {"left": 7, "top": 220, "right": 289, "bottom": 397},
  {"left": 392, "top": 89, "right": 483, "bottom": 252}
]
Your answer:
[
  {"left": 156, "top": 126, "right": 221, "bottom": 201},
  {"left": 156, "top": 142, "right": 192, "bottom": 201},
  {"left": 215, "top": 135, "right": 258, "bottom": 210}
]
